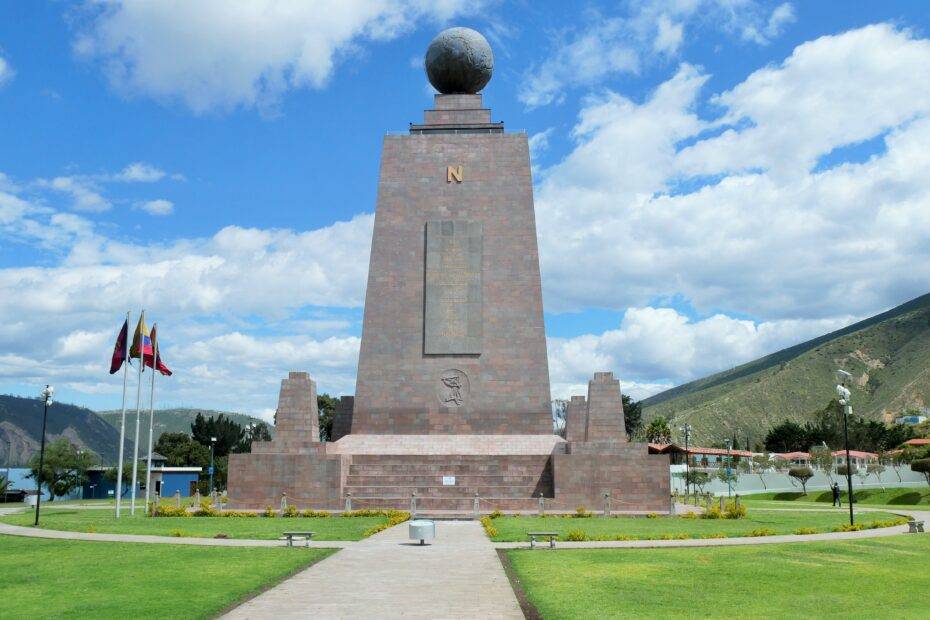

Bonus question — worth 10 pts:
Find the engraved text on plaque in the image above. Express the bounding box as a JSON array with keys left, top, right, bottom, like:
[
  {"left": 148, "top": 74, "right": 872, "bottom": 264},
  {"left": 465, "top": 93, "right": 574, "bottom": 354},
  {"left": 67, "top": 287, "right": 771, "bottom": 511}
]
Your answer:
[{"left": 424, "top": 220, "right": 482, "bottom": 354}]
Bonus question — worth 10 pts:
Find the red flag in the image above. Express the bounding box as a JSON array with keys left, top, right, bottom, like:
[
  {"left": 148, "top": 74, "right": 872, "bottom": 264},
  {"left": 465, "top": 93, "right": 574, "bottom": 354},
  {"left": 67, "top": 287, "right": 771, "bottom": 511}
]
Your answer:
[
  {"left": 145, "top": 324, "right": 173, "bottom": 376},
  {"left": 109, "top": 319, "right": 129, "bottom": 374}
]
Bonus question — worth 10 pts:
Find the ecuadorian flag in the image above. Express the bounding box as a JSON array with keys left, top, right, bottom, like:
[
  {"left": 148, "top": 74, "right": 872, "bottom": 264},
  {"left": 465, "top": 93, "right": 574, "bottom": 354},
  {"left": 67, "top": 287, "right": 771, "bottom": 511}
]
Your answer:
[{"left": 129, "top": 315, "right": 154, "bottom": 360}]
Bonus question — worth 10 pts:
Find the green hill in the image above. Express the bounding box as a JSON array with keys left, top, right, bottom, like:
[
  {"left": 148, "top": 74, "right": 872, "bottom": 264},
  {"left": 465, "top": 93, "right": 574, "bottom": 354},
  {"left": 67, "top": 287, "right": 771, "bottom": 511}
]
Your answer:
[
  {"left": 642, "top": 293, "right": 930, "bottom": 444},
  {"left": 0, "top": 394, "right": 130, "bottom": 466},
  {"left": 95, "top": 408, "right": 272, "bottom": 455}
]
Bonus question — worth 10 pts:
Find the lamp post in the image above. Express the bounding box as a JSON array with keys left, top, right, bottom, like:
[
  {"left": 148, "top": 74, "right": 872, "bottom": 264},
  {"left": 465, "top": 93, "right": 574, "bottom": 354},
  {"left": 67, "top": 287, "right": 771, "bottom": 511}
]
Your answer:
[
  {"left": 209, "top": 437, "right": 217, "bottom": 493},
  {"left": 836, "top": 370, "right": 855, "bottom": 526},
  {"left": 680, "top": 424, "right": 692, "bottom": 495},
  {"left": 34, "top": 385, "right": 53, "bottom": 526},
  {"left": 725, "top": 438, "right": 733, "bottom": 498}
]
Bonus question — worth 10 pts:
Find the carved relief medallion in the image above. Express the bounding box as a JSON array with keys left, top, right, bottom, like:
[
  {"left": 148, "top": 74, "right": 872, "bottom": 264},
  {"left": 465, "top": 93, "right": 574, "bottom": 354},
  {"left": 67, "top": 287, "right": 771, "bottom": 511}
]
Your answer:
[{"left": 438, "top": 369, "right": 469, "bottom": 407}]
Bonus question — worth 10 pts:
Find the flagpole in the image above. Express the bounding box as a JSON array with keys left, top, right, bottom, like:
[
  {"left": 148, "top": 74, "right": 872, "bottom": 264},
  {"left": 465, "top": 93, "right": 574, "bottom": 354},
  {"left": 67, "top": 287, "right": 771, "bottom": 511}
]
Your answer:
[
  {"left": 144, "top": 326, "right": 157, "bottom": 515},
  {"left": 115, "top": 310, "right": 130, "bottom": 519},
  {"left": 130, "top": 309, "right": 144, "bottom": 515}
]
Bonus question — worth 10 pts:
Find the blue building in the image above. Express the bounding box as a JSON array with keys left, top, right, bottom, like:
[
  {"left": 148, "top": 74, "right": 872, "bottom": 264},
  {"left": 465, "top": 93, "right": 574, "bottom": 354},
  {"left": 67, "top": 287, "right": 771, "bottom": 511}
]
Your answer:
[{"left": 82, "top": 453, "right": 202, "bottom": 499}]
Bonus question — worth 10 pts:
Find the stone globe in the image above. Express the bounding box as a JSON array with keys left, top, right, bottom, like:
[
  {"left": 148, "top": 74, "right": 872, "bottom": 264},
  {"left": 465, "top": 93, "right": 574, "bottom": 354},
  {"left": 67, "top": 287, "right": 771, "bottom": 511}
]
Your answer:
[{"left": 425, "top": 27, "right": 493, "bottom": 94}]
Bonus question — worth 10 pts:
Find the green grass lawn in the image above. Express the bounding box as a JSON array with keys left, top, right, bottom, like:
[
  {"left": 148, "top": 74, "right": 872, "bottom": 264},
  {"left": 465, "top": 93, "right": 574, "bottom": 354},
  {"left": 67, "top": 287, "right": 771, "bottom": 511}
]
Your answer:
[
  {"left": 0, "top": 508, "right": 388, "bottom": 540},
  {"left": 743, "top": 486, "right": 930, "bottom": 508},
  {"left": 486, "top": 509, "right": 901, "bottom": 541},
  {"left": 504, "top": 535, "right": 930, "bottom": 619},
  {"left": 0, "top": 535, "right": 334, "bottom": 619}
]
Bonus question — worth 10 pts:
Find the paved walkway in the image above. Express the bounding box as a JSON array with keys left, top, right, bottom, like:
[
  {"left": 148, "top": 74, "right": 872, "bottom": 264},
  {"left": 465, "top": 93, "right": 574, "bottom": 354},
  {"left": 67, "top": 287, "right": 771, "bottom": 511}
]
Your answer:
[{"left": 223, "top": 520, "right": 523, "bottom": 620}]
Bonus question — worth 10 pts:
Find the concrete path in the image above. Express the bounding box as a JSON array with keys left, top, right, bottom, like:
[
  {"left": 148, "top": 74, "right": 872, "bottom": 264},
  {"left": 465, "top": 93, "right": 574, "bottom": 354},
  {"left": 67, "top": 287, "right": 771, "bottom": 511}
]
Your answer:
[{"left": 223, "top": 520, "right": 523, "bottom": 620}]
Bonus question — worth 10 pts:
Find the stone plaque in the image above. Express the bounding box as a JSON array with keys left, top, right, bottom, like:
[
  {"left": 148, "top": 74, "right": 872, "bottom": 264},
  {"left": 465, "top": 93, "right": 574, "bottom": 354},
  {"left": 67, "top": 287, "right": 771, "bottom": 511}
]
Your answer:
[{"left": 424, "top": 220, "right": 482, "bottom": 354}]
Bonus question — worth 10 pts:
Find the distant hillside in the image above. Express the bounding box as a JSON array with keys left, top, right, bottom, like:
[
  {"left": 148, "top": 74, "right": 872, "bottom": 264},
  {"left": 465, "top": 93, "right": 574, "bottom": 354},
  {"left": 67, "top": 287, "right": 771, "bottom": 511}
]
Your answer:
[
  {"left": 642, "top": 293, "right": 930, "bottom": 444},
  {"left": 0, "top": 395, "right": 130, "bottom": 466},
  {"left": 95, "top": 408, "right": 272, "bottom": 453}
]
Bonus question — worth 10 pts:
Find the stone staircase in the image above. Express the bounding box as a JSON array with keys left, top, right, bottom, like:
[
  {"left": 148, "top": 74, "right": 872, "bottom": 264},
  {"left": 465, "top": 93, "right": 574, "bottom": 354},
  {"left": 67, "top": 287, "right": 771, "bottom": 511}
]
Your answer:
[{"left": 344, "top": 454, "right": 553, "bottom": 511}]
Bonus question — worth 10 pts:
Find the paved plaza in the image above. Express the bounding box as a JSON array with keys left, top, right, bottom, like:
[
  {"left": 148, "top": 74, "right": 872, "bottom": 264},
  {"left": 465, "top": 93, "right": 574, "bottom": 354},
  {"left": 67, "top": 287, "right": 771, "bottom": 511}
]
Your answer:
[{"left": 222, "top": 520, "right": 523, "bottom": 620}]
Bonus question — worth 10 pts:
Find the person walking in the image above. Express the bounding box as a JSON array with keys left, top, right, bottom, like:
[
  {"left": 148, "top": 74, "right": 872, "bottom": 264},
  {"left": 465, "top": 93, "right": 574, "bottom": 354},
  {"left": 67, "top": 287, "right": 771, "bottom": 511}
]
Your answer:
[{"left": 832, "top": 482, "right": 842, "bottom": 507}]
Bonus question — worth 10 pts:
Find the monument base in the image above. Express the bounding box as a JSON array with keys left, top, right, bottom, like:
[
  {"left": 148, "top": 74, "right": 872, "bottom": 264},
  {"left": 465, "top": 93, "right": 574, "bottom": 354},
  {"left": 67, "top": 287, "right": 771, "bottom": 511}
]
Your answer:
[{"left": 227, "top": 372, "right": 671, "bottom": 513}]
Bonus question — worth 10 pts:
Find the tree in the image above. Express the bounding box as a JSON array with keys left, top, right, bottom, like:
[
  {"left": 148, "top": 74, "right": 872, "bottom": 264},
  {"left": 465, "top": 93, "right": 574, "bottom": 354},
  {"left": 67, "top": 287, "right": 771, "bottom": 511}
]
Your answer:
[
  {"left": 27, "top": 439, "right": 97, "bottom": 500},
  {"left": 764, "top": 420, "right": 808, "bottom": 453},
  {"left": 716, "top": 466, "right": 739, "bottom": 490},
  {"left": 809, "top": 445, "right": 834, "bottom": 481},
  {"left": 678, "top": 470, "right": 710, "bottom": 494},
  {"left": 644, "top": 418, "right": 672, "bottom": 444},
  {"left": 836, "top": 463, "right": 858, "bottom": 477},
  {"left": 155, "top": 432, "right": 211, "bottom": 467},
  {"left": 788, "top": 466, "right": 815, "bottom": 495},
  {"left": 751, "top": 453, "right": 772, "bottom": 489},
  {"left": 551, "top": 400, "right": 568, "bottom": 438},
  {"left": 622, "top": 394, "right": 642, "bottom": 439},
  {"left": 867, "top": 461, "right": 886, "bottom": 490},
  {"left": 191, "top": 413, "right": 245, "bottom": 457},
  {"left": 0, "top": 474, "right": 8, "bottom": 498},
  {"left": 911, "top": 458, "right": 930, "bottom": 487},
  {"left": 317, "top": 394, "right": 339, "bottom": 442}
]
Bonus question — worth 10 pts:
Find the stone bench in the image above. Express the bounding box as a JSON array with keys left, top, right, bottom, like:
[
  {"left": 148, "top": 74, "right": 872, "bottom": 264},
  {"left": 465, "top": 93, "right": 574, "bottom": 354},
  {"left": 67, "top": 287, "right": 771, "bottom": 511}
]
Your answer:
[
  {"left": 528, "top": 531, "right": 559, "bottom": 549},
  {"left": 282, "top": 531, "right": 315, "bottom": 547},
  {"left": 907, "top": 520, "right": 925, "bottom": 534}
]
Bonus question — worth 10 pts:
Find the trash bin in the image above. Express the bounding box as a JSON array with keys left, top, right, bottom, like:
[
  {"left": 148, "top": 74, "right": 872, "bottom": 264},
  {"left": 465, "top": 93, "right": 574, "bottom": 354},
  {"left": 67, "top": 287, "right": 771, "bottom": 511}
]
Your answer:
[{"left": 409, "top": 519, "right": 436, "bottom": 545}]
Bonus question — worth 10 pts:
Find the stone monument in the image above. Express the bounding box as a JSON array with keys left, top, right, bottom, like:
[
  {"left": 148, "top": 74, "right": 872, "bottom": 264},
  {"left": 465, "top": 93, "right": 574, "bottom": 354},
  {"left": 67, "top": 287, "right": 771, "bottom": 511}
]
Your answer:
[{"left": 228, "top": 27, "right": 670, "bottom": 513}]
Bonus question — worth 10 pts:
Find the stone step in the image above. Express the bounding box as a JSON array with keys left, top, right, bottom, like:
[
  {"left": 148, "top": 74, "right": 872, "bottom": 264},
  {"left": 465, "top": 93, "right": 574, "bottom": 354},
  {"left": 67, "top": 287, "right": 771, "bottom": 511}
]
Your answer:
[
  {"left": 348, "top": 463, "right": 551, "bottom": 475},
  {"left": 344, "top": 485, "right": 544, "bottom": 498},
  {"left": 347, "top": 496, "right": 546, "bottom": 511},
  {"left": 345, "top": 474, "right": 545, "bottom": 485}
]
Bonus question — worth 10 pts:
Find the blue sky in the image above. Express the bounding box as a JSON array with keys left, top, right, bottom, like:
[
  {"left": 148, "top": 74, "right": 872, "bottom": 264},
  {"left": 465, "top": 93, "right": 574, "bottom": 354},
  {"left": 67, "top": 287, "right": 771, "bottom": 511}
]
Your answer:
[{"left": 1, "top": 1, "right": 929, "bottom": 420}]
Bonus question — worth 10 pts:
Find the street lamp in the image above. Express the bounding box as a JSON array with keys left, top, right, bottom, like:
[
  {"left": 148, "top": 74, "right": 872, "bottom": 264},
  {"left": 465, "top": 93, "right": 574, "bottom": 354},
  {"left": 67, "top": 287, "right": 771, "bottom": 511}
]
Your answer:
[
  {"left": 34, "top": 385, "right": 53, "bottom": 526},
  {"left": 724, "top": 437, "right": 733, "bottom": 498},
  {"left": 209, "top": 437, "right": 217, "bottom": 493},
  {"left": 836, "top": 369, "right": 855, "bottom": 526},
  {"left": 679, "top": 424, "right": 692, "bottom": 495}
]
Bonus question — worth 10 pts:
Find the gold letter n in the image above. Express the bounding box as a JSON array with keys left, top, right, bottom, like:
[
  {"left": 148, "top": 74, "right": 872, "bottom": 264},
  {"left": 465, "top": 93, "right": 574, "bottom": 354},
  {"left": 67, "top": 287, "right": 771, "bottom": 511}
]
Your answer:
[{"left": 447, "top": 165, "right": 463, "bottom": 183}]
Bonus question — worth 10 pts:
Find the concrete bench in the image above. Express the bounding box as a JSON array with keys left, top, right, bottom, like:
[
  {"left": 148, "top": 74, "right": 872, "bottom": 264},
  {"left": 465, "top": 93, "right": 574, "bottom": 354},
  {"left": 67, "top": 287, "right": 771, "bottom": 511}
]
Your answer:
[
  {"left": 282, "top": 531, "right": 315, "bottom": 547},
  {"left": 528, "top": 531, "right": 559, "bottom": 549},
  {"left": 907, "top": 520, "right": 925, "bottom": 534}
]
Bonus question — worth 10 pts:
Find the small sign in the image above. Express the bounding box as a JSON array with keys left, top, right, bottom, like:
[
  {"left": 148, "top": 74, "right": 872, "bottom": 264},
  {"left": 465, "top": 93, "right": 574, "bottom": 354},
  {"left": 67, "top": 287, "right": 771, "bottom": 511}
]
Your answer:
[
  {"left": 107, "top": 490, "right": 114, "bottom": 497},
  {"left": 208, "top": 466, "right": 214, "bottom": 475},
  {"left": 442, "top": 476, "right": 456, "bottom": 486}
]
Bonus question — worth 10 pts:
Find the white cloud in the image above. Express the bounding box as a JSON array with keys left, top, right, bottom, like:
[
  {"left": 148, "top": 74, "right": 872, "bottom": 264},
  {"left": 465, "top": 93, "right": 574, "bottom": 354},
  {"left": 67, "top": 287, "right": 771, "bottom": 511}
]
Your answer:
[
  {"left": 43, "top": 176, "right": 111, "bottom": 213},
  {"left": 139, "top": 199, "right": 173, "bottom": 216},
  {"left": 520, "top": 1, "right": 793, "bottom": 108},
  {"left": 115, "top": 162, "right": 166, "bottom": 183},
  {"left": 74, "top": 0, "right": 482, "bottom": 113},
  {"left": 536, "top": 24, "right": 930, "bottom": 323},
  {"left": 654, "top": 14, "right": 683, "bottom": 55},
  {"left": 0, "top": 55, "right": 13, "bottom": 87},
  {"left": 548, "top": 307, "right": 853, "bottom": 401}
]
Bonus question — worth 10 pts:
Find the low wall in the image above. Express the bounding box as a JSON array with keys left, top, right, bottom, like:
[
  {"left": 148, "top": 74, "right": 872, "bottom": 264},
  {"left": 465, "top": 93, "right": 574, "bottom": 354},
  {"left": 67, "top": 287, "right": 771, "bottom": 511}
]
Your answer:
[{"left": 670, "top": 465, "right": 927, "bottom": 496}]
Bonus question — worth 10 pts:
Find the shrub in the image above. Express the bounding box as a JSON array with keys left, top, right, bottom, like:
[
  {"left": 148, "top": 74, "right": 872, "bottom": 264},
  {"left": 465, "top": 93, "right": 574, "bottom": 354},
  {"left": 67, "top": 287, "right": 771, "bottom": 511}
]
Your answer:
[
  {"left": 489, "top": 509, "right": 503, "bottom": 519},
  {"left": 700, "top": 533, "right": 726, "bottom": 539},
  {"left": 724, "top": 501, "right": 748, "bottom": 520},
  {"left": 573, "top": 506, "right": 592, "bottom": 518},
  {"left": 213, "top": 533, "right": 229, "bottom": 539},
  {"left": 659, "top": 533, "right": 688, "bottom": 540},
  {"left": 701, "top": 506, "right": 723, "bottom": 520},
  {"left": 794, "top": 527, "right": 818, "bottom": 535},
  {"left": 221, "top": 510, "right": 257, "bottom": 518},
  {"left": 362, "top": 510, "right": 411, "bottom": 537},
  {"left": 832, "top": 523, "right": 864, "bottom": 532},
  {"left": 193, "top": 504, "right": 219, "bottom": 517},
  {"left": 169, "top": 528, "right": 186, "bottom": 537},
  {"left": 283, "top": 505, "right": 299, "bottom": 518},
  {"left": 646, "top": 512, "right": 659, "bottom": 519},
  {"left": 565, "top": 528, "right": 589, "bottom": 541},
  {"left": 301, "top": 509, "right": 330, "bottom": 518},
  {"left": 614, "top": 534, "right": 635, "bottom": 541},
  {"left": 679, "top": 511, "right": 697, "bottom": 520},
  {"left": 263, "top": 505, "right": 277, "bottom": 518},
  {"left": 479, "top": 516, "right": 498, "bottom": 538},
  {"left": 747, "top": 528, "right": 776, "bottom": 537},
  {"left": 151, "top": 504, "right": 190, "bottom": 518}
]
